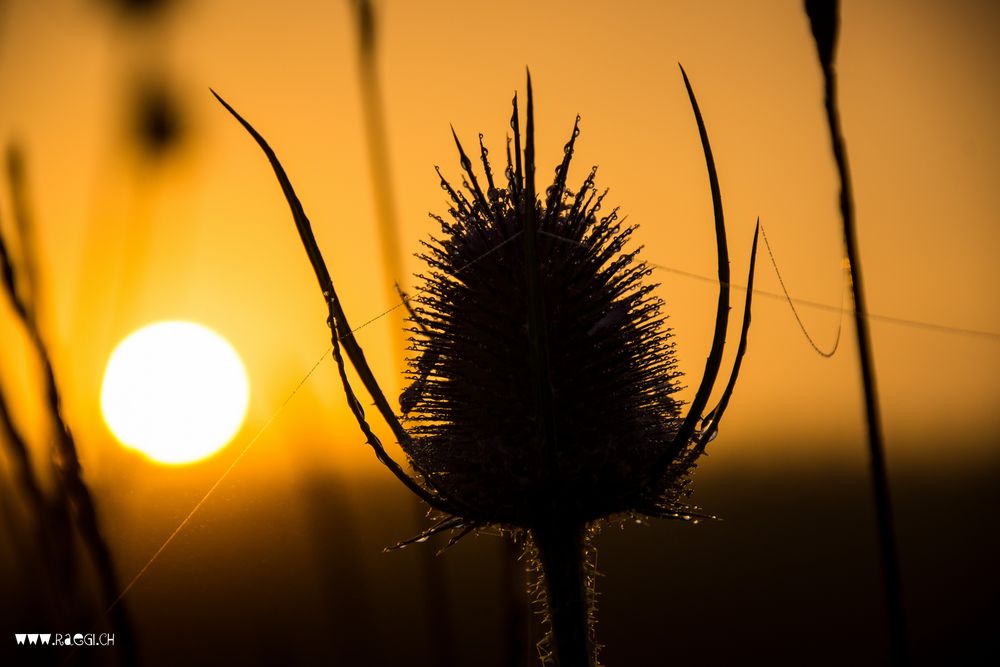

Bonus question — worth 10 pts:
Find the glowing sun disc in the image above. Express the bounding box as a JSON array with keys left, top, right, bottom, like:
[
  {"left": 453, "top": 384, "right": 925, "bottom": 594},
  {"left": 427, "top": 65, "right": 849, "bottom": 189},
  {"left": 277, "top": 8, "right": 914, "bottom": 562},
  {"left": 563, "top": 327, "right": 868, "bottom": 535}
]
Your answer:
[{"left": 101, "top": 321, "right": 250, "bottom": 465}]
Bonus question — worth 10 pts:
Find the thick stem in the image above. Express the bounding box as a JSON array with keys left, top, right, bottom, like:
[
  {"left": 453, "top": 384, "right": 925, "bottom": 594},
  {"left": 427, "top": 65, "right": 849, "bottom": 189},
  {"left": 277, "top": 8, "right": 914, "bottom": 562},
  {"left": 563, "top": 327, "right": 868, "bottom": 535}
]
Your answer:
[
  {"left": 502, "top": 537, "right": 531, "bottom": 667},
  {"left": 532, "top": 521, "right": 593, "bottom": 667}
]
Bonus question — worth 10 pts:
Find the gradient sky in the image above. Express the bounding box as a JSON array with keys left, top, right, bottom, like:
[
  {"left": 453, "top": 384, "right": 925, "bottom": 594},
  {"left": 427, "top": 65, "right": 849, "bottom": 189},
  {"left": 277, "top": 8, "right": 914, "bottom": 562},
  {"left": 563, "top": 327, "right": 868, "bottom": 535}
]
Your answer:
[
  {"left": 2, "top": 2, "right": 998, "bottom": 665},
  {"left": 0, "top": 0, "right": 997, "bottom": 477}
]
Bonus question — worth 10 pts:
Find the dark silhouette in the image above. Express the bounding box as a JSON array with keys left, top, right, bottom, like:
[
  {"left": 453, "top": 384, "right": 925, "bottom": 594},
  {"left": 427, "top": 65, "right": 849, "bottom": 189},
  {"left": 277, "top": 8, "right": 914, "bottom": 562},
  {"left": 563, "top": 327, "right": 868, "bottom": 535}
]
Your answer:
[
  {"left": 214, "top": 62, "right": 757, "bottom": 665},
  {"left": 804, "top": 2, "right": 908, "bottom": 664},
  {"left": 0, "top": 146, "right": 136, "bottom": 666}
]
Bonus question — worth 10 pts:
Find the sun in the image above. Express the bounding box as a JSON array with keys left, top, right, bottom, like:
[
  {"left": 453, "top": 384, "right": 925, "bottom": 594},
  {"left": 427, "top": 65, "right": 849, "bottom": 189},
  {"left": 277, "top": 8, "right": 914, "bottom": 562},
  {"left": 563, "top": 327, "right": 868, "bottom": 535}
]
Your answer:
[{"left": 101, "top": 321, "right": 250, "bottom": 465}]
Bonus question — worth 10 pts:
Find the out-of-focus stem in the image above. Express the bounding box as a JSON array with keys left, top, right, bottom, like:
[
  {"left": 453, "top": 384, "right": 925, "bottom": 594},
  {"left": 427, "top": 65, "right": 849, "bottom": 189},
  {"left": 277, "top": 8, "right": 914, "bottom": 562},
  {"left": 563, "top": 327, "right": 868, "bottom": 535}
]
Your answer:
[
  {"left": 351, "top": 0, "right": 405, "bottom": 353},
  {"left": 348, "top": 3, "right": 458, "bottom": 666},
  {"left": 1, "top": 159, "right": 137, "bottom": 664},
  {"left": 804, "top": 2, "right": 907, "bottom": 663}
]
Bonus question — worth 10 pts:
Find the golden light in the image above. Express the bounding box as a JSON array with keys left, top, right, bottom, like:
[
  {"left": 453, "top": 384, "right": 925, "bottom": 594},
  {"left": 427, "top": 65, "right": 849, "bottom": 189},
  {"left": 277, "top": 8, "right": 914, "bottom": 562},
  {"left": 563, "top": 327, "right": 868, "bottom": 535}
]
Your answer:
[{"left": 100, "top": 321, "right": 250, "bottom": 465}]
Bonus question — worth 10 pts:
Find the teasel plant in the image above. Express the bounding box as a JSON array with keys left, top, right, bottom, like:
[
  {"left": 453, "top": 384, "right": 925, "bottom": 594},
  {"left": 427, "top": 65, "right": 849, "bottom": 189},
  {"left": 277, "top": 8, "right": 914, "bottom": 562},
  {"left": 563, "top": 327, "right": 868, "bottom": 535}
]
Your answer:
[{"left": 214, "top": 63, "right": 759, "bottom": 666}]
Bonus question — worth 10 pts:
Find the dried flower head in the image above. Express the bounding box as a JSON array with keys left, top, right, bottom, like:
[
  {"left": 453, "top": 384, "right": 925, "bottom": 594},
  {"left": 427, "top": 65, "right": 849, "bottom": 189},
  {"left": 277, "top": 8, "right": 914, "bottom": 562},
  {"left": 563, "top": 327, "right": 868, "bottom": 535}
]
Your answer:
[
  {"left": 214, "top": 65, "right": 758, "bottom": 666},
  {"left": 393, "top": 71, "right": 757, "bottom": 533},
  {"left": 400, "top": 100, "right": 685, "bottom": 526}
]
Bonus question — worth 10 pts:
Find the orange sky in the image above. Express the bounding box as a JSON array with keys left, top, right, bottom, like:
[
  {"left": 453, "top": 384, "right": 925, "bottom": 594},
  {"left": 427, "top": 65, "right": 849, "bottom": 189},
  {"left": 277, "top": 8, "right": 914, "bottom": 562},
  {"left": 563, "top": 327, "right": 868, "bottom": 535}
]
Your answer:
[{"left": 0, "top": 0, "right": 997, "bottom": 491}]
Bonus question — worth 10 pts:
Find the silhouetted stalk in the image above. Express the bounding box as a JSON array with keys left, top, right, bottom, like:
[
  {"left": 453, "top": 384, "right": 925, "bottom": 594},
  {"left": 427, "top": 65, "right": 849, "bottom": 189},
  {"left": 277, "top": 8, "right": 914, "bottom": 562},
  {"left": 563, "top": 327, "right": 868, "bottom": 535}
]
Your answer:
[
  {"left": 0, "top": 350, "right": 45, "bottom": 523},
  {"left": 501, "top": 537, "right": 532, "bottom": 667},
  {"left": 6, "top": 147, "right": 38, "bottom": 318},
  {"left": 804, "top": 2, "right": 907, "bottom": 664},
  {"left": 533, "top": 521, "right": 593, "bottom": 667},
  {"left": 348, "top": 3, "right": 459, "bottom": 665},
  {"left": 517, "top": 74, "right": 592, "bottom": 666},
  {"left": 349, "top": 0, "right": 405, "bottom": 330},
  {"left": 0, "top": 351, "right": 72, "bottom": 609},
  {"left": 1, "top": 152, "right": 136, "bottom": 664},
  {"left": 0, "top": 400, "right": 40, "bottom": 501}
]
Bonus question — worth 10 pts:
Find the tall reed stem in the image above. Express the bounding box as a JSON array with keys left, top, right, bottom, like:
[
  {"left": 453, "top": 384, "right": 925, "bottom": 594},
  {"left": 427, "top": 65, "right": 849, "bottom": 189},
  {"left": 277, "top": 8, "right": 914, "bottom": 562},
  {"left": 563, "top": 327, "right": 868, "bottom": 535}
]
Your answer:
[
  {"left": 533, "top": 520, "right": 593, "bottom": 667},
  {"left": 804, "top": 2, "right": 907, "bottom": 663},
  {"left": 1, "top": 150, "right": 136, "bottom": 664},
  {"left": 347, "top": 4, "right": 458, "bottom": 665}
]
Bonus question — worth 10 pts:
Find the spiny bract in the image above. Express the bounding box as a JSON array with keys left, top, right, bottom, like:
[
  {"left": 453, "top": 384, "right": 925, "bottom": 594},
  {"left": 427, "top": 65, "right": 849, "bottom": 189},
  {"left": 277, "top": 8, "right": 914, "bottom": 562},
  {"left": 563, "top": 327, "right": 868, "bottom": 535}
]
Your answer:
[{"left": 400, "top": 90, "right": 688, "bottom": 527}]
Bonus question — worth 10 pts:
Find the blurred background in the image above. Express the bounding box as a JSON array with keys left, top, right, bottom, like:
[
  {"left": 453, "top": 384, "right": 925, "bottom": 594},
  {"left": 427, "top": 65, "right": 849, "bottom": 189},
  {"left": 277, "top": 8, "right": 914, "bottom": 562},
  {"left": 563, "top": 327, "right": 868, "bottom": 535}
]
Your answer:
[{"left": 0, "top": 0, "right": 997, "bottom": 664}]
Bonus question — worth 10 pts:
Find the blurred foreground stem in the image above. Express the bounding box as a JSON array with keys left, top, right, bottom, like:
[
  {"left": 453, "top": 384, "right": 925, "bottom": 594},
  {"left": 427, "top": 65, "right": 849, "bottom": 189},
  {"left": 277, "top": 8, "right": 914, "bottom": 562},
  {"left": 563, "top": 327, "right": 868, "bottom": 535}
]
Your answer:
[{"left": 804, "top": 2, "right": 907, "bottom": 663}]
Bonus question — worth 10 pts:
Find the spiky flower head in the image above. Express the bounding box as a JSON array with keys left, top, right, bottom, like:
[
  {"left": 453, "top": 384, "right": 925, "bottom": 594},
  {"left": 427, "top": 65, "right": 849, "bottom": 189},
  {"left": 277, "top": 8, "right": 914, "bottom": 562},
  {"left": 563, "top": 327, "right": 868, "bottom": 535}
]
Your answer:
[
  {"left": 214, "top": 67, "right": 755, "bottom": 666},
  {"left": 400, "top": 80, "right": 691, "bottom": 529}
]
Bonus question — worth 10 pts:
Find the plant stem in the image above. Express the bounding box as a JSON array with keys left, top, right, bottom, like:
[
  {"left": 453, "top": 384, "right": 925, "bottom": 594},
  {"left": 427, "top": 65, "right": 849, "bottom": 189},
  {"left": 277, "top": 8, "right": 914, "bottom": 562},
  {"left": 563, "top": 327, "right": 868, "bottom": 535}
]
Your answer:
[
  {"left": 532, "top": 520, "right": 593, "bottom": 667},
  {"left": 824, "top": 68, "right": 908, "bottom": 666},
  {"left": 348, "top": 4, "right": 459, "bottom": 665},
  {"left": 501, "top": 537, "right": 532, "bottom": 667},
  {"left": 804, "top": 3, "right": 908, "bottom": 663},
  {"left": 350, "top": 0, "right": 405, "bottom": 343}
]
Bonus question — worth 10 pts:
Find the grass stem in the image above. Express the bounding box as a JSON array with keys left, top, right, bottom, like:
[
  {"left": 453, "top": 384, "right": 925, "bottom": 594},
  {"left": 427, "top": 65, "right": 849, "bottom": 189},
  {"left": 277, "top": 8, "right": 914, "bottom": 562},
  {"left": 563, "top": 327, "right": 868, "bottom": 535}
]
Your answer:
[
  {"left": 804, "top": 2, "right": 908, "bottom": 663},
  {"left": 348, "top": 4, "right": 460, "bottom": 662}
]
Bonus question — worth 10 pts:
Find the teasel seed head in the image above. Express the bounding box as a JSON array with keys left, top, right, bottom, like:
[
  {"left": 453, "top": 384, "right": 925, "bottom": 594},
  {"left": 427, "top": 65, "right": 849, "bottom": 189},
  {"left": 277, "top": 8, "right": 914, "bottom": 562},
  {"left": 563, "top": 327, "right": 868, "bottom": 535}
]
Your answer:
[
  {"left": 214, "top": 65, "right": 757, "bottom": 535},
  {"left": 215, "top": 64, "right": 757, "bottom": 667},
  {"left": 400, "top": 81, "right": 687, "bottom": 529}
]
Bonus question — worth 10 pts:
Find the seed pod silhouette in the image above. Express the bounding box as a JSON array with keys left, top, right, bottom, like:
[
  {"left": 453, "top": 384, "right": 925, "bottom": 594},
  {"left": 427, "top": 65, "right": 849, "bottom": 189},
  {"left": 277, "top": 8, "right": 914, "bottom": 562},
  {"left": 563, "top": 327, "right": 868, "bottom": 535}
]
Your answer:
[{"left": 214, "top": 65, "right": 759, "bottom": 666}]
